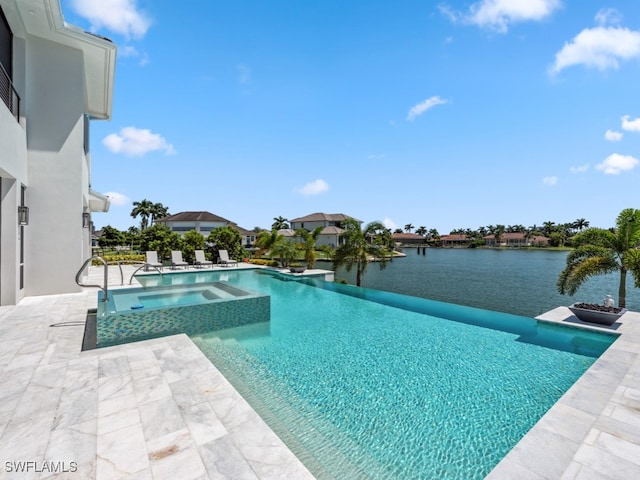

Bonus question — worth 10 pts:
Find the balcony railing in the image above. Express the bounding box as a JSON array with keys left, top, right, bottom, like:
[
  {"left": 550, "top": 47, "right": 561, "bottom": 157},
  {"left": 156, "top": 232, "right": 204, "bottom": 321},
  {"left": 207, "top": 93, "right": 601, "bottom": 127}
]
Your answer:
[{"left": 0, "top": 61, "right": 20, "bottom": 122}]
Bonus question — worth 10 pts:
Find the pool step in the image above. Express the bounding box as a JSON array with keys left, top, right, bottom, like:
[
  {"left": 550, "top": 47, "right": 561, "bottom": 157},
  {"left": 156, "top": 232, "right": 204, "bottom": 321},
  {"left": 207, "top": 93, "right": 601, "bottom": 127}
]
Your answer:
[{"left": 191, "top": 335, "right": 385, "bottom": 479}]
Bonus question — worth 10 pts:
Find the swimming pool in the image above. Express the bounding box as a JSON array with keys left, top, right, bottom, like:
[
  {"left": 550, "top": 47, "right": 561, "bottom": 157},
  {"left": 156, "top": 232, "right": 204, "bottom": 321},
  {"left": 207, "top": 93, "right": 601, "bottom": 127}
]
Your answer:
[{"left": 135, "top": 269, "right": 617, "bottom": 479}]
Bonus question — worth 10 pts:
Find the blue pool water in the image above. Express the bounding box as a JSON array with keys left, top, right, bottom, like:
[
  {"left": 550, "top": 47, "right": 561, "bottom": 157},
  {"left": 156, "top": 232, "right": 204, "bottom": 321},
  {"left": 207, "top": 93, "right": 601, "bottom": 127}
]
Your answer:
[{"left": 136, "top": 269, "right": 617, "bottom": 479}]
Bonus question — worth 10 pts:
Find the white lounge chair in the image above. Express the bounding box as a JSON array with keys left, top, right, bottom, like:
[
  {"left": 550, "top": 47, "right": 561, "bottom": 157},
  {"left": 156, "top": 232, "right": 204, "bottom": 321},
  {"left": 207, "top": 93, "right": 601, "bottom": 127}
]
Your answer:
[
  {"left": 194, "top": 249, "right": 213, "bottom": 268},
  {"left": 217, "top": 249, "right": 238, "bottom": 267},
  {"left": 145, "top": 251, "right": 163, "bottom": 271},
  {"left": 171, "top": 250, "right": 188, "bottom": 269}
]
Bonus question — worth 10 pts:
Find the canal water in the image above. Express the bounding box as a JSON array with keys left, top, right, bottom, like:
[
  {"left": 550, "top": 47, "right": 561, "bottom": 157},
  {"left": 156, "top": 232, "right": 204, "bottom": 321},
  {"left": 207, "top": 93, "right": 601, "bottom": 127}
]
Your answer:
[{"left": 324, "top": 248, "right": 640, "bottom": 317}]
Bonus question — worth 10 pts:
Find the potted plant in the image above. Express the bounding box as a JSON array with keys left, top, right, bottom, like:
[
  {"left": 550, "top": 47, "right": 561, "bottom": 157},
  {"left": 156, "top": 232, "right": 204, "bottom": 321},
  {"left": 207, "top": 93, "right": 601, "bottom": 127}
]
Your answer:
[
  {"left": 557, "top": 208, "right": 640, "bottom": 323},
  {"left": 289, "top": 263, "right": 306, "bottom": 273},
  {"left": 568, "top": 301, "right": 626, "bottom": 325}
]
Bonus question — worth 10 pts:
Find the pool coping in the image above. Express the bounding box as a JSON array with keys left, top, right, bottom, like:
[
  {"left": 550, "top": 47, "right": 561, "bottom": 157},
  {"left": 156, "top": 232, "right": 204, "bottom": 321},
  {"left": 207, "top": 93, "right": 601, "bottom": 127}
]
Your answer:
[
  {"left": 486, "top": 306, "right": 640, "bottom": 479},
  {"left": 1, "top": 264, "right": 639, "bottom": 479}
]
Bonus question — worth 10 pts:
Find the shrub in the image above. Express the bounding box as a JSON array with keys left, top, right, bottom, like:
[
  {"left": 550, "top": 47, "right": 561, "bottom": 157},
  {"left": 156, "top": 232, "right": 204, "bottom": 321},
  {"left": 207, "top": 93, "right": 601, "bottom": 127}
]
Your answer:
[
  {"left": 249, "top": 259, "right": 279, "bottom": 267},
  {"left": 91, "top": 254, "right": 145, "bottom": 266}
]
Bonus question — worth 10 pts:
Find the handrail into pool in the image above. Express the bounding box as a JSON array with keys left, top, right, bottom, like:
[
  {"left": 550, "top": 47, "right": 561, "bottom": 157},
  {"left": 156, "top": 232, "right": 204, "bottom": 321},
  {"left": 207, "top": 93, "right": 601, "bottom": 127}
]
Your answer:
[
  {"left": 128, "top": 263, "right": 163, "bottom": 285},
  {"left": 76, "top": 256, "right": 110, "bottom": 302}
]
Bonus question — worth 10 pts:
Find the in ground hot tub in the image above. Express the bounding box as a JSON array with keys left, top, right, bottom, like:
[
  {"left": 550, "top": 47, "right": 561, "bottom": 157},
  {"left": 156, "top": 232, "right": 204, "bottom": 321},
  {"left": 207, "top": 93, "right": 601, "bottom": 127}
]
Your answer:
[{"left": 96, "top": 281, "right": 270, "bottom": 348}]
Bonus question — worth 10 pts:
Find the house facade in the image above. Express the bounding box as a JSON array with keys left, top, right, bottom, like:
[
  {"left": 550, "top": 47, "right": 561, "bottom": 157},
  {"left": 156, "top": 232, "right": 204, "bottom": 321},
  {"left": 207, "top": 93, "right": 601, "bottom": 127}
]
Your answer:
[
  {"left": 0, "top": 0, "right": 115, "bottom": 305},
  {"left": 289, "top": 212, "right": 361, "bottom": 247},
  {"left": 439, "top": 234, "right": 472, "bottom": 247},
  {"left": 392, "top": 232, "right": 426, "bottom": 246},
  {"left": 484, "top": 233, "right": 550, "bottom": 247},
  {"left": 155, "top": 211, "right": 256, "bottom": 248}
]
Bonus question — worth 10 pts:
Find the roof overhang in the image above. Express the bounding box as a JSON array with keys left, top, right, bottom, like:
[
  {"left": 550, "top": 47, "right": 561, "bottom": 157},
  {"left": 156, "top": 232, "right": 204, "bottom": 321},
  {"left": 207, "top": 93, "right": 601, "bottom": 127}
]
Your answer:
[
  {"left": 88, "top": 189, "right": 110, "bottom": 212},
  {"left": 0, "top": 0, "right": 117, "bottom": 119}
]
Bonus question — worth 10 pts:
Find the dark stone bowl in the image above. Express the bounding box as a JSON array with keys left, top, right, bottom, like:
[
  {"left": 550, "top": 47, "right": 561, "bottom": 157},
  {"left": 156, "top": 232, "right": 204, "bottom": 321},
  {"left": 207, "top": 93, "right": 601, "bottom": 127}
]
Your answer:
[{"left": 568, "top": 303, "right": 627, "bottom": 326}]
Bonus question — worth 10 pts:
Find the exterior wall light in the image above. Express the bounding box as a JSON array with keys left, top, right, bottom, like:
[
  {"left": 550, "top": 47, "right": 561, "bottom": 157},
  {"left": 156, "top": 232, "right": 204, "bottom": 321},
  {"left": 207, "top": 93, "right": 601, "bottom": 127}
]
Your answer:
[
  {"left": 18, "top": 206, "right": 29, "bottom": 225},
  {"left": 82, "top": 212, "right": 91, "bottom": 228}
]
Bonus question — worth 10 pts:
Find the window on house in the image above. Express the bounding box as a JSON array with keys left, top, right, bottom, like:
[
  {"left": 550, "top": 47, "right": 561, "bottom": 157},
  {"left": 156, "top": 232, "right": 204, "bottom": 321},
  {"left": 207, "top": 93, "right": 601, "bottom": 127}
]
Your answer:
[{"left": 0, "top": 9, "right": 19, "bottom": 122}]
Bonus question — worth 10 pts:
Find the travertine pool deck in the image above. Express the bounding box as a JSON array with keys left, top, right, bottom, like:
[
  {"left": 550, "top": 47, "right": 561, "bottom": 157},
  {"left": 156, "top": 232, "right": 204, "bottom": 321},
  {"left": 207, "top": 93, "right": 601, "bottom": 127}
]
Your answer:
[{"left": 0, "top": 263, "right": 638, "bottom": 479}]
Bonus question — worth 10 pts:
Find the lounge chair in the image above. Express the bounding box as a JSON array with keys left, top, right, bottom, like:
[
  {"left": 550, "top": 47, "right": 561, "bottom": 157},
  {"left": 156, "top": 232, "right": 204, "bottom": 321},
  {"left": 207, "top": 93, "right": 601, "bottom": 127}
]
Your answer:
[
  {"left": 171, "top": 250, "right": 188, "bottom": 269},
  {"left": 217, "top": 249, "right": 238, "bottom": 267},
  {"left": 145, "top": 251, "right": 163, "bottom": 271},
  {"left": 194, "top": 250, "right": 213, "bottom": 268}
]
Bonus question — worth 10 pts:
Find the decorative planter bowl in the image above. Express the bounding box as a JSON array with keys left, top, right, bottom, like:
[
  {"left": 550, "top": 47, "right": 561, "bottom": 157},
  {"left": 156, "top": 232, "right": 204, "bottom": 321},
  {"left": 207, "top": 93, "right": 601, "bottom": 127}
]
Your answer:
[
  {"left": 289, "top": 266, "right": 306, "bottom": 273},
  {"left": 568, "top": 303, "right": 626, "bottom": 326}
]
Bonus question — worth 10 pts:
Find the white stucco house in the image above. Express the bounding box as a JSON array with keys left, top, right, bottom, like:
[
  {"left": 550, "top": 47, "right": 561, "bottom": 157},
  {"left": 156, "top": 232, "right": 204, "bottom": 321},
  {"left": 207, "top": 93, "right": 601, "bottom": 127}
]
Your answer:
[
  {"left": 0, "top": 0, "right": 115, "bottom": 305},
  {"left": 155, "top": 211, "right": 257, "bottom": 248},
  {"left": 289, "top": 213, "right": 361, "bottom": 247}
]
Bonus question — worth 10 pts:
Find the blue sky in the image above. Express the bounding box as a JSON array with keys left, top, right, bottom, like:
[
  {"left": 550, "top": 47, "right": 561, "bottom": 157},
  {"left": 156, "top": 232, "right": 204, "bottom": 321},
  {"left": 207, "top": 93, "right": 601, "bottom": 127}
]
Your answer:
[{"left": 63, "top": 0, "right": 640, "bottom": 233}]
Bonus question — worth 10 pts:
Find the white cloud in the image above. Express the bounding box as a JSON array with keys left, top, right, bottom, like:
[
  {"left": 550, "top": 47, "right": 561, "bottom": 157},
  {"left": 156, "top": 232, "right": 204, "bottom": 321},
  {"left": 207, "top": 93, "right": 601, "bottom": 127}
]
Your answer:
[
  {"left": 542, "top": 176, "right": 558, "bottom": 186},
  {"left": 407, "top": 96, "right": 448, "bottom": 121},
  {"left": 383, "top": 218, "right": 397, "bottom": 231},
  {"left": 621, "top": 115, "right": 640, "bottom": 132},
  {"left": 550, "top": 26, "right": 640, "bottom": 74},
  {"left": 103, "top": 192, "right": 130, "bottom": 206},
  {"left": 119, "top": 46, "right": 150, "bottom": 66},
  {"left": 441, "top": 0, "right": 561, "bottom": 33},
  {"left": 570, "top": 164, "right": 589, "bottom": 173},
  {"left": 69, "top": 0, "right": 152, "bottom": 39},
  {"left": 119, "top": 46, "right": 138, "bottom": 57},
  {"left": 295, "top": 179, "right": 329, "bottom": 196},
  {"left": 605, "top": 129, "right": 623, "bottom": 142},
  {"left": 103, "top": 127, "right": 176, "bottom": 157},
  {"left": 595, "top": 8, "right": 622, "bottom": 27},
  {"left": 596, "top": 153, "right": 638, "bottom": 174}
]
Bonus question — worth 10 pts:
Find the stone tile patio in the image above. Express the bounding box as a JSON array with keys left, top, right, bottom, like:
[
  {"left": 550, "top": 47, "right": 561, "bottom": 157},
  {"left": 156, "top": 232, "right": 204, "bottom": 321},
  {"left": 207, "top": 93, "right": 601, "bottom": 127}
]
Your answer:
[{"left": 1, "top": 263, "right": 639, "bottom": 479}]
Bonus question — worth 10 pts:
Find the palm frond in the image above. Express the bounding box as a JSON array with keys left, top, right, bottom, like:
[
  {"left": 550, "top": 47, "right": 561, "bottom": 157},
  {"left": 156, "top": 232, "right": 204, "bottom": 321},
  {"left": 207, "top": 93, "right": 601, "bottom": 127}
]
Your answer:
[
  {"left": 625, "top": 248, "right": 640, "bottom": 289},
  {"left": 557, "top": 255, "right": 619, "bottom": 295}
]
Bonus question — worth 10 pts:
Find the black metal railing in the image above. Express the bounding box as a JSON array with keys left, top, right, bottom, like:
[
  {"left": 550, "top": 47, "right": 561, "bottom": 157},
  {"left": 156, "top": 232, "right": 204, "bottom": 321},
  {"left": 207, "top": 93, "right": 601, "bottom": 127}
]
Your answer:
[{"left": 0, "top": 61, "right": 20, "bottom": 122}]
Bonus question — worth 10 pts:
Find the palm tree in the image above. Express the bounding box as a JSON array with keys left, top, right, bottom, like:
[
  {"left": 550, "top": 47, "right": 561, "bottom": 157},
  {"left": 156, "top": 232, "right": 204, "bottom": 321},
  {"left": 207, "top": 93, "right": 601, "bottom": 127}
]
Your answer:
[
  {"left": 295, "top": 226, "right": 323, "bottom": 269},
  {"left": 131, "top": 199, "right": 154, "bottom": 230},
  {"left": 557, "top": 208, "right": 640, "bottom": 308},
  {"left": 270, "top": 237, "right": 298, "bottom": 267},
  {"left": 573, "top": 218, "right": 590, "bottom": 231},
  {"left": 415, "top": 226, "right": 427, "bottom": 237},
  {"left": 542, "top": 221, "right": 556, "bottom": 237},
  {"left": 333, "top": 219, "right": 394, "bottom": 287},
  {"left": 404, "top": 223, "right": 414, "bottom": 233},
  {"left": 272, "top": 216, "right": 289, "bottom": 230},
  {"left": 255, "top": 229, "right": 281, "bottom": 258},
  {"left": 494, "top": 224, "right": 505, "bottom": 245},
  {"left": 150, "top": 202, "right": 169, "bottom": 225}
]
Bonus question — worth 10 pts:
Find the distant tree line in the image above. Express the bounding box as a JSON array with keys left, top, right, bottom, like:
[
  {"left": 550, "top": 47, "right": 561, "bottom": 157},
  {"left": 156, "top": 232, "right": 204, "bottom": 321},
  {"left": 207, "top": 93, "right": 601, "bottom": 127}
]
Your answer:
[{"left": 396, "top": 218, "right": 591, "bottom": 247}]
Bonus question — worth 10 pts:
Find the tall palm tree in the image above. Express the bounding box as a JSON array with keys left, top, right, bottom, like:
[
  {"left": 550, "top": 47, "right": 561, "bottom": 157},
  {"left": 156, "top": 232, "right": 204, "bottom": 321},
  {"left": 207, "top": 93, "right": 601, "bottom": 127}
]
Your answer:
[
  {"left": 573, "top": 218, "right": 590, "bottom": 231},
  {"left": 150, "top": 202, "right": 169, "bottom": 226},
  {"left": 404, "top": 223, "right": 414, "bottom": 233},
  {"left": 131, "top": 199, "right": 154, "bottom": 230},
  {"left": 333, "top": 219, "right": 394, "bottom": 287},
  {"left": 558, "top": 208, "right": 640, "bottom": 308},
  {"left": 415, "top": 226, "right": 427, "bottom": 237},
  {"left": 272, "top": 216, "right": 289, "bottom": 230}
]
